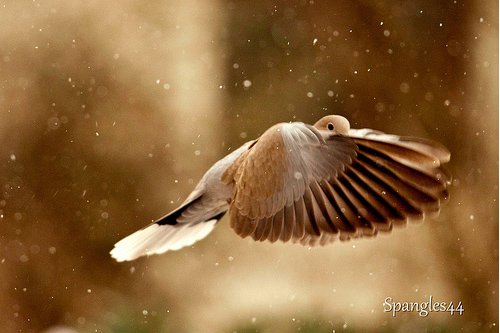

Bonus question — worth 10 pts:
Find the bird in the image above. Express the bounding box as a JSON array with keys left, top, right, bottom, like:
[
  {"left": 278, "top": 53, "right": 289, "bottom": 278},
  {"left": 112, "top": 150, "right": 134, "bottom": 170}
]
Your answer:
[{"left": 110, "top": 115, "right": 450, "bottom": 262}]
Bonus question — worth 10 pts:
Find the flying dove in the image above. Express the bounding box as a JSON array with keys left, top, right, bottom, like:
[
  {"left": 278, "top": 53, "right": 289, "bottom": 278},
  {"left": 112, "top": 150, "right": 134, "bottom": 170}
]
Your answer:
[{"left": 110, "top": 115, "right": 450, "bottom": 262}]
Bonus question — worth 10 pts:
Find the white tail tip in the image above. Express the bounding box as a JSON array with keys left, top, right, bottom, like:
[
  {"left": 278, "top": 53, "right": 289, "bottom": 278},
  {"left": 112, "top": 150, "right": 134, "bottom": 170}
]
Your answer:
[{"left": 110, "top": 220, "right": 217, "bottom": 262}]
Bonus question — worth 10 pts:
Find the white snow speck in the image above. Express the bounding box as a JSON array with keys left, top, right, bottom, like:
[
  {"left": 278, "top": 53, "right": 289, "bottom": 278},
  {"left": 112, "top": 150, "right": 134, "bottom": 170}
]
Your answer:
[
  {"left": 306, "top": 92, "right": 314, "bottom": 98},
  {"left": 243, "top": 80, "right": 252, "bottom": 88},
  {"left": 313, "top": 38, "right": 318, "bottom": 45},
  {"left": 383, "top": 30, "right": 390, "bottom": 37},
  {"left": 9, "top": 154, "right": 16, "bottom": 161},
  {"left": 47, "top": 117, "right": 60, "bottom": 130}
]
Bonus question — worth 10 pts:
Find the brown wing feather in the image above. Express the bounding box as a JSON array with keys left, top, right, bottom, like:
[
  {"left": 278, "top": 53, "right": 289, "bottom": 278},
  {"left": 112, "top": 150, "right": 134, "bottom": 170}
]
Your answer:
[
  {"left": 225, "top": 121, "right": 450, "bottom": 247},
  {"left": 292, "top": 198, "right": 306, "bottom": 240},
  {"left": 280, "top": 203, "right": 295, "bottom": 242}
]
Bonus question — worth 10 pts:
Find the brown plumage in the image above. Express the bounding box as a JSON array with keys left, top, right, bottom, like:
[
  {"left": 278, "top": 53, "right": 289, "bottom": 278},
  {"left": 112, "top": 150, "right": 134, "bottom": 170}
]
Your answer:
[
  {"left": 222, "top": 115, "right": 450, "bottom": 246},
  {"left": 111, "top": 115, "right": 450, "bottom": 261}
]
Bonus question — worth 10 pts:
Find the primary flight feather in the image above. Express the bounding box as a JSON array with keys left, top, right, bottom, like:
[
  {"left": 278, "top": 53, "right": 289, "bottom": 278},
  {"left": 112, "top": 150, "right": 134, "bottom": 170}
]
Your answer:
[{"left": 110, "top": 115, "right": 450, "bottom": 262}]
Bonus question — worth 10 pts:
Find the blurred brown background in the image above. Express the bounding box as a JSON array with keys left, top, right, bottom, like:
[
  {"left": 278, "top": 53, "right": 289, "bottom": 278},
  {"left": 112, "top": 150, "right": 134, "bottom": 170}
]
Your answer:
[{"left": 0, "top": 1, "right": 497, "bottom": 332}]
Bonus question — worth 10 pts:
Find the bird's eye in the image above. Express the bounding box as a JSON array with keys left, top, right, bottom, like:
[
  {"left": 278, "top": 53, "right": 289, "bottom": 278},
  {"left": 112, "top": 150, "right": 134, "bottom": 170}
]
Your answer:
[{"left": 327, "top": 122, "right": 335, "bottom": 131}]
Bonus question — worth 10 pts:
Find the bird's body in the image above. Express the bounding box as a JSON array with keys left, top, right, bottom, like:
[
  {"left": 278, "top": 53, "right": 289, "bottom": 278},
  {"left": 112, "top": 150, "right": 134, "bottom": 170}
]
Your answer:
[{"left": 111, "top": 115, "right": 450, "bottom": 262}]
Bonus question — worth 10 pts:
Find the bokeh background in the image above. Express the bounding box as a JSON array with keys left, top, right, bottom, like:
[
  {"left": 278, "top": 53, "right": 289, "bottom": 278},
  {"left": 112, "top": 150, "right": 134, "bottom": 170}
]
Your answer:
[{"left": 0, "top": 1, "right": 497, "bottom": 332}]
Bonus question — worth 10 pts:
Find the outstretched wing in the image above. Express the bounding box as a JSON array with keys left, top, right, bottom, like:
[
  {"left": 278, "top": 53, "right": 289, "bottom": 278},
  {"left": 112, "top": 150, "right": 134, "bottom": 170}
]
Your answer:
[{"left": 224, "top": 123, "right": 450, "bottom": 246}]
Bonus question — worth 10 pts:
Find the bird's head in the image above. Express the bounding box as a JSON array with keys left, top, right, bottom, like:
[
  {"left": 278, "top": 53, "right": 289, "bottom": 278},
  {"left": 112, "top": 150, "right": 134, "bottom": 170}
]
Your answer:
[{"left": 313, "top": 115, "right": 350, "bottom": 135}]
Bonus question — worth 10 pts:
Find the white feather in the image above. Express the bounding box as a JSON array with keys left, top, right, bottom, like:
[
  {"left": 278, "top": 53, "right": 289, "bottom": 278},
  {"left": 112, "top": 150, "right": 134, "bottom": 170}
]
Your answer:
[{"left": 110, "top": 220, "right": 217, "bottom": 262}]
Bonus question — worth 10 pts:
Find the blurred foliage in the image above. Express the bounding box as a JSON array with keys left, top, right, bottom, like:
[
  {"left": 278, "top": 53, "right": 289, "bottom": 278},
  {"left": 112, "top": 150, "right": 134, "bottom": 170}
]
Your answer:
[{"left": 0, "top": 0, "right": 497, "bottom": 333}]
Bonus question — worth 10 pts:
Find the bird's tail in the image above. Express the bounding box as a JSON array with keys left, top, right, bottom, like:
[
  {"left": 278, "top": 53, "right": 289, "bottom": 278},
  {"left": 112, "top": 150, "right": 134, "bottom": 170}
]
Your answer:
[{"left": 110, "top": 198, "right": 226, "bottom": 262}]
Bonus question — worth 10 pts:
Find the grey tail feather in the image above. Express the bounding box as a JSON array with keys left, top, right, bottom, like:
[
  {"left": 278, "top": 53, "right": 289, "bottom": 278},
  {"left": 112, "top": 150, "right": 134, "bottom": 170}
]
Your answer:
[
  {"left": 155, "top": 196, "right": 227, "bottom": 226},
  {"left": 211, "top": 211, "right": 227, "bottom": 222},
  {"left": 110, "top": 199, "right": 228, "bottom": 262},
  {"left": 155, "top": 196, "right": 203, "bottom": 226}
]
